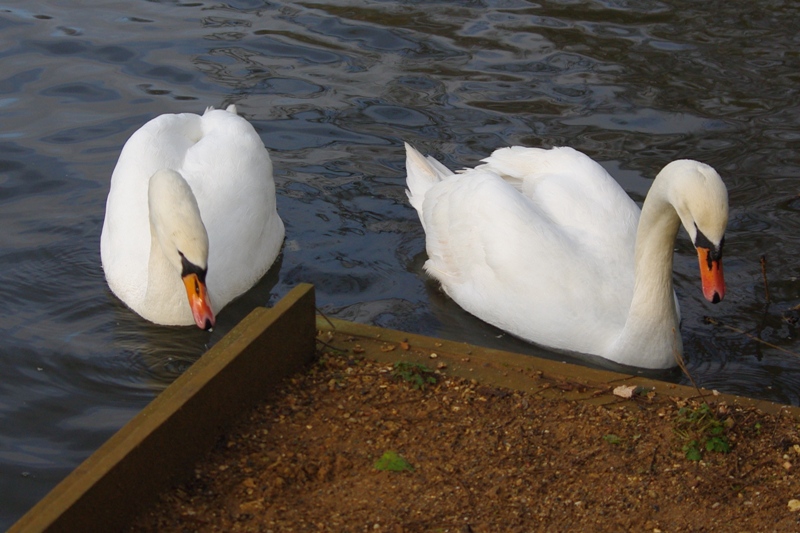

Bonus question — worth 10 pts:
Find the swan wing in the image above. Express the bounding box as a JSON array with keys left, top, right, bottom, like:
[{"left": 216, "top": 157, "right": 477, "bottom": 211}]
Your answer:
[
  {"left": 478, "top": 146, "right": 640, "bottom": 258},
  {"left": 408, "top": 144, "right": 641, "bottom": 355},
  {"left": 181, "top": 108, "right": 285, "bottom": 308}
]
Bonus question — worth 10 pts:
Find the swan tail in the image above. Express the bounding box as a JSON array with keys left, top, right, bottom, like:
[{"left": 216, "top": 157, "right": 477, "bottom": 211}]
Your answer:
[
  {"left": 405, "top": 143, "right": 454, "bottom": 215},
  {"left": 203, "top": 104, "right": 238, "bottom": 115}
]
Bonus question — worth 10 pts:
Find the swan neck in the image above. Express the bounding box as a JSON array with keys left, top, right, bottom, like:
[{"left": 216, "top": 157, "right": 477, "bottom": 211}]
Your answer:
[
  {"left": 613, "top": 184, "right": 683, "bottom": 367},
  {"left": 144, "top": 224, "right": 186, "bottom": 313},
  {"left": 634, "top": 190, "right": 681, "bottom": 289},
  {"left": 143, "top": 170, "right": 206, "bottom": 321}
]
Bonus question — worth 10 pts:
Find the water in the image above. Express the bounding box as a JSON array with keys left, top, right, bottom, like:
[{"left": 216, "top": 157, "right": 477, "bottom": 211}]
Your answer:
[{"left": 1, "top": 0, "right": 799, "bottom": 526}]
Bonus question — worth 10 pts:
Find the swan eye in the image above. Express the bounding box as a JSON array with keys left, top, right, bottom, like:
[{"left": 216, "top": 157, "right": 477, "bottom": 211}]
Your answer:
[
  {"left": 179, "top": 251, "right": 208, "bottom": 283},
  {"left": 693, "top": 228, "right": 724, "bottom": 261}
]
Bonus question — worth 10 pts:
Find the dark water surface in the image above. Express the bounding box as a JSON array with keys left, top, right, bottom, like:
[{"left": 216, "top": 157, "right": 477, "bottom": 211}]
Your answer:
[{"left": 1, "top": 0, "right": 799, "bottom": 526}]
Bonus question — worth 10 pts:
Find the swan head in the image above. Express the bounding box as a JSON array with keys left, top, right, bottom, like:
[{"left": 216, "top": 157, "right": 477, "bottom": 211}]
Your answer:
[
  {"left": 660, "top": 160, "right": 728, "bottom": 304},
  {"left": 148, "top": 169, "right": 216, "bottom": 330}
]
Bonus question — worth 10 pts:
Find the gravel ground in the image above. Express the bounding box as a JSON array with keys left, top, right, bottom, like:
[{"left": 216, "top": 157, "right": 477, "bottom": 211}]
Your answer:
[{"left": 132, "top": 338, "right": 800, "bottom": 532}]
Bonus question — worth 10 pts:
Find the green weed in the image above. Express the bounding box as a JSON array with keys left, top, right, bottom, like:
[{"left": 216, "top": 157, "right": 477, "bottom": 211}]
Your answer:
[
  {"left": 674, "top": 403, "right": 731, "bottom": 461},
  {"left": 391, "top": 361, "right": 438, "bottom": 389}
]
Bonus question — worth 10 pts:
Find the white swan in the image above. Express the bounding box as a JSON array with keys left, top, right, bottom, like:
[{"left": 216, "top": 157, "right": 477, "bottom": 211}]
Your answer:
[
  {"left": 101, "top": 105, "right": 285, "bottom": 329},
  {"left": 405, "top": 143, "right": 728, "bottom": 369}
]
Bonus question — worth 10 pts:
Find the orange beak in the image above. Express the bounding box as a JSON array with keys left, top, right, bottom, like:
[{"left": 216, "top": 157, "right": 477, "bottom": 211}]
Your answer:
[
  {"left": 182, "top": 273, "right": 215, "bottom": 330},
  {"left": 696, "top": 247, "right": 725, "bottom": 304}
]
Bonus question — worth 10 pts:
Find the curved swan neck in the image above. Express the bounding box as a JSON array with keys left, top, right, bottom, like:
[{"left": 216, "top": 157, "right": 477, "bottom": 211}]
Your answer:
[
  {"left": 634, "top": 183, "right": 682, "bottom": 290},
  {"left": 612, "top": 178, "right": 684, "bottom": 367},
  {"left": 144, "top": 170, "right": 209, "bottom": 319},
  {"left": 145, "top": 226, "right": 185, "bottom": 312},
  {"left": 147, "top": 169, "right": 208, "bottom": 271}
]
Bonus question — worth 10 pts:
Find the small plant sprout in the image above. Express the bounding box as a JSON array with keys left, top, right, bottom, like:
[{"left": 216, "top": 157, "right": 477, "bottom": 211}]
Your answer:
[
  {"left": 674, "top": 403, "right": 731, "bottom": 461},
  {"left": 374, "top": 451, "right": 414, "bottom": 472},
  {"left": 391, "top": 361, "right": 438, "bottom": 389}
]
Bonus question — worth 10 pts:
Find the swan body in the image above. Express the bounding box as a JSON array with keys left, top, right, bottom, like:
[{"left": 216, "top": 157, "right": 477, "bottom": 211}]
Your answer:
[
  {"left": 101, "top": 105, "right": 285, "bottom": 329},
  {"left": 405, "top": 143, "right": 727, "bottom": 369}
]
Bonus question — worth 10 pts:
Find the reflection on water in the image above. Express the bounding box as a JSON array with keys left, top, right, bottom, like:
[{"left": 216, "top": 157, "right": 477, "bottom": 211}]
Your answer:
[{"left": 1, "top": 0, "right": 800, "bottom": 527}]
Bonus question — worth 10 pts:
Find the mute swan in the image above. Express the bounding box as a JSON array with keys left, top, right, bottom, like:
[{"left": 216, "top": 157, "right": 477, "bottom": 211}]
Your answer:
[
  {"left": 405, "top": 143, "right": 727, "bottom": 369},
  {"left": 101, "top": 105, "right": 285, "bottom": 329}
]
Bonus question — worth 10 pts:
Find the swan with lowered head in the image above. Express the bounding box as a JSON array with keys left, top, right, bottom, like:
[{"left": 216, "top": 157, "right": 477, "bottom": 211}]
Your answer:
[
  {"left": 405, "top": 143, "right": 727, "bottom": 369},
  {"left": 101, "top": 105, "right": 285, "bottom": 329}
]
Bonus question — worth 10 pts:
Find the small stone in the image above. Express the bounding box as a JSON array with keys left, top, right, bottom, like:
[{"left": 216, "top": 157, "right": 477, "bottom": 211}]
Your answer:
[
  {"left": 613, "top": 385, "right": 637, "bottom": 399},
  {"left": 788, "top": 499, "right": 800, "bottom": 512},
  {"left": 430, "top": 352, "right": 438, "bottom": 359},
  {"left": 239, "top": 500, "right": 263, "bottom": 513}
]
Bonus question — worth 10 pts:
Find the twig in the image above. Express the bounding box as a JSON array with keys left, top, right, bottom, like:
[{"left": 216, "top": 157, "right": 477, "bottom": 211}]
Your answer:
[
  {"left": 648, "top": 444, "right": 660, "bottom": 475},
  {"left": 672, "top": 328, "right": 706, "bottom": 400},
  {"left": 316, "top": 306, "right": 337, "bottom": 330},
  {"left": 704, "top": 317, "right": 800, "bottom": 358},
  {"left": 315, "top": 337, "right": 346, "bottom": 354},
  {"left": 760, "top": 254, "right": 771, "bottom": 304}
]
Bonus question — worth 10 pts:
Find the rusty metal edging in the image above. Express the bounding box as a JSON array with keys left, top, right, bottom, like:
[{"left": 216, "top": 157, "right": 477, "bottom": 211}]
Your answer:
[{"left": 10, "top": 283, "right": 316, "bottom": 533}]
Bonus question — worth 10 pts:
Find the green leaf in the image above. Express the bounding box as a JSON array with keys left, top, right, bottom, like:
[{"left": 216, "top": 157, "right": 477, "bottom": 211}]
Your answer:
[
  {"left": 374, "top": 451, "right": 414, "bottom": 472},
  {"left": 391, "top": 362, "right": 438, "bottom": 390},
  {"left": 684, "top": 441, "right": 702, "bottom": 461},
  {"left": 706, "top": 436, "right": 730, "bottom": 453},
  {"left": 603, "top": 434, "right": 622, "bottom": 445}
]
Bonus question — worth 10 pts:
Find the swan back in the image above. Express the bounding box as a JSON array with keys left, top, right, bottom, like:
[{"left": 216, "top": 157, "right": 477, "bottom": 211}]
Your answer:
[
  {"left": 180, "top": 107, "right": 283, "bottom": 308},
  {"left": 478, "top": 146, "right": 640, "bottom": 259}
]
